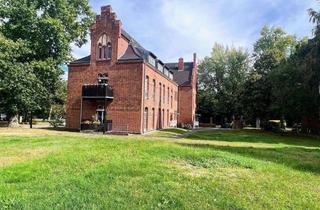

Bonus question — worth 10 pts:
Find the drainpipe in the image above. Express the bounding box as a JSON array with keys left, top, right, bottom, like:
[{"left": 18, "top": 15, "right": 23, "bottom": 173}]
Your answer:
[{"left": 142, "top": 62, "right": 146, "bottom": 134}]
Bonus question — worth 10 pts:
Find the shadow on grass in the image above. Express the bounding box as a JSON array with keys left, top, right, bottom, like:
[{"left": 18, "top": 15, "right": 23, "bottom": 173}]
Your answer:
[
  {"left": 177, "top": 142, "right": 320, "bottom": 174},
  {"left": 146, "top": 128, "right": 188, "bottom": 138},
  {"left": 188, "top": 130, "right": 320, "bottom": 148},
  {"left": 38, "top": 127, "right": 79, "bottom": 132},
  {"left": 160, "top": 128, "right": 187, "bottom": 135}
]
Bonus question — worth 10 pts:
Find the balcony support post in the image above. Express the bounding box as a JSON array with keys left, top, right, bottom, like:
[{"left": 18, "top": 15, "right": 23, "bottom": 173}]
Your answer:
[
  {"left": 80, "top": 97, "right": 83, "bottom": 131},
  {"left": 103, "top": 97, "right": 106, "bottom": 134}
]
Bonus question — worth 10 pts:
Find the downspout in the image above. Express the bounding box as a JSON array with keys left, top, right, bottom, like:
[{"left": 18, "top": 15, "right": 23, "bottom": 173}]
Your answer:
[{"left": 142, "top": 62, "right": 146, "bottom": 134}]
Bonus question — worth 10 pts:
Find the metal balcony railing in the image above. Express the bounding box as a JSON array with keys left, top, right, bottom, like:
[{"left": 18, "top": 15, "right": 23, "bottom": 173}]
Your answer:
[{"left": 82, "top": 84, "right": 113, "bottom": 99}]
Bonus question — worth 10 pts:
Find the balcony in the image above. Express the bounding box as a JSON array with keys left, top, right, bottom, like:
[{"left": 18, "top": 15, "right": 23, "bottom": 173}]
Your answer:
[{"left": 82, "top": 84, "right": 113, "bottom": 99}]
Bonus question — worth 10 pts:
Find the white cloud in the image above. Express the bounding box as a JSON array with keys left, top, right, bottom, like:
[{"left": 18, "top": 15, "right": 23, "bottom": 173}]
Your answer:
[{"left": 71, "top": 0, "right": 319, "bottom": 62}]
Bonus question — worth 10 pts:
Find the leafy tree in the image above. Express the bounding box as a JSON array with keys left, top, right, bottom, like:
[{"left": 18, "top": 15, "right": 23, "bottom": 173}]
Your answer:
[
  {"left": 198, "top": 43, "right": 250, "bottom": 123},
  {"left": 48, "top": 79, "right": 67, "bottom": 120},
  {"left": 241, "top": 26, "right": 297, "bottom": 126},
  {"left": 0, "top": 0, "right": 94, "bottom": 126}
]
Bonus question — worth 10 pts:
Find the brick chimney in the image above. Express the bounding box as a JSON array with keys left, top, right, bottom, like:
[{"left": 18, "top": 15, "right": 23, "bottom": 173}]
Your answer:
[
  {"left": 178, "top": 57, "right": 184, "bottom": 71},
  {"left": 193, "top": 53, "right": 197, "bottom": 67}
]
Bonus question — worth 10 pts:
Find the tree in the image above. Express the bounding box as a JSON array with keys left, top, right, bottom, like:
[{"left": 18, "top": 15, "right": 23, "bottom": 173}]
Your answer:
[
  {"left": 198, "top": 43, "right": 250, "bottom": 123},
  {"left": 0, "top": 34, "right": 48, "bottom": 126},
  {"left": 0, "top": 0, "right": 94, "bottom": 126},
  {"left": 241, "top": 26, "right": 297, "bottom": 126},
  {"left": 308, "top": 0, "right": 320, "bottom": 36},
  {"left": 48, "top": 79, "right": 67, "bottom": 120}
]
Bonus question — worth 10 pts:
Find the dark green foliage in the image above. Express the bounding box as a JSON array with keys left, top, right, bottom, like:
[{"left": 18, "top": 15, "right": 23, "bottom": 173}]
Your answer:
[
  {"left": 197, "top": 43, "right": 249, "bottom": 123},
  {"left": 0, "top": 0, "right": 94, "bottom": 122},
  {"left": 49, "top": 118, "right": 64, "bottom": 128},
  {"left": 240, "top": 26, "right": 297, "bottom": 125}
]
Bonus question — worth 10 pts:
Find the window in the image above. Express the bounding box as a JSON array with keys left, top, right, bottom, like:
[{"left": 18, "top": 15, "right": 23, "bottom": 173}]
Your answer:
[
  {"left": 167, "top": 110, "right": 169, "bottom": 126},
  {"left": 97, "top": 34, "right": 111, "bottom": 61},
  {"left": 157, "top": 62, "right": 164, "bottom": 72},
  {"left": 151, "top": 108, "right": 155, "bottom": 130},
  {"left": 159, "top": 83, "right": 162, "bottom": 105},
  {"left": 98, "top": 73, "right": 109, "bottom": 84},
  {"left": 144, "top": 107, "right": 148, "bottom": 132},
  {"left": 169, "top": 72, "right": 173, "bottom": 80},
  {"left": 174, "top": 91, "right": 178, "bottom": 101},
  {"left": 163, "top": 85, "right": 165, "bottom": 104},
  {"left": 103, "top": 46, "right": 107, "bottom": 59},
  {"left": 167, "top": 87, "right": 170, "bottom": 105},
  {"left": 171, "top": 89, "right": 173, "bottom": 108},
  {"left": 98, "top": 44, "right": 103, "bottom": 60},
  {"left": 164, "top": 68, "right": 169, "bottom": 77},
  {"left": 145, "top": 76, "right": 149, "bottom": 100},
  {"left": 152, "top": 80, "right": 156, "bottom": 101},
  {"left": 107, "top": 43, "right": 112, "bottom": 59},
  {"left": 162, "top": 109, "right": 165, "bottom": 128},
  {"left": 148, "top": 55, "right": 156, "bottom": 66}
]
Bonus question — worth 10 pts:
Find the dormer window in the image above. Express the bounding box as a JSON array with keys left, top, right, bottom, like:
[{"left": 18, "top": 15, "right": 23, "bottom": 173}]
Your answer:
[
  {"left": 169, "top": 72, "right": 173, "bottom": 80},
  {"left": 157, "top": 62, "right": 164, "bottom": 72},
  {"left": 97, "top": 34, "right": 111, "bottom": 61},
  {"left": 148, "top": 55, "right": 156, "bottom": 67},
  {"left": 164, "top": 68, "right": 169, "bottom": 77}
]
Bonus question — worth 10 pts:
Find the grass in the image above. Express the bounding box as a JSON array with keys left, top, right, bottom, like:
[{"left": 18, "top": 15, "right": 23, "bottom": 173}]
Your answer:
[{"left": 0, "top": 128, "right": 319, "bottom": 209}]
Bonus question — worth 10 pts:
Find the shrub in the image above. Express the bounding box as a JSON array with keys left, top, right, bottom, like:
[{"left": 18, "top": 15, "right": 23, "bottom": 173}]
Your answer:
[
  {"left": 179, "top": 123, "right": 193, "bottom": 129},
  {"left": 49, "top": 118, "right": 64, "bottom": 128},
  {"left": 264, "top": 120, "right": 284, "bottom": 132}
]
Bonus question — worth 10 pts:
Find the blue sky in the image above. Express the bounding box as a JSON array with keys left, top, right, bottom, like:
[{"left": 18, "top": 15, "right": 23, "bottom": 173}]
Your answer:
[{"left": 71, "top": 0, "right": 319, "bottom": 63}]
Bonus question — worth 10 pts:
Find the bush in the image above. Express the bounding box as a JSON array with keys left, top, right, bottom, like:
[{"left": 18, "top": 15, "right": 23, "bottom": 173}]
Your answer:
[
  {"left": 221, "top": 123, "right": 232, "bottom": 128},
  {"left": 264, "top": 120, "right": 283, "bottom": 132},
  {"left": 179, "top": 123, "right": 193, "bottom": 129},
  {"left": 49, "top": 118, "right": 64, "bottom": 128}
]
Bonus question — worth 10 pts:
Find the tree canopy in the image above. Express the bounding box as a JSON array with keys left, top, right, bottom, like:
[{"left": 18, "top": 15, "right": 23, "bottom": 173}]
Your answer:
[
  {"left": 0, "top": 0, "right": 94, "bottom": 123},
  {"left": 198, "top": 43, "right": 250, "bottom": 123},
  {"left": 197, "top": 5, "right": 320, "bottom": 132}
]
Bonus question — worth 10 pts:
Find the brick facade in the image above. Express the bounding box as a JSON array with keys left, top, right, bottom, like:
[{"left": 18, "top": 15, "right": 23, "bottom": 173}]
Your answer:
[{"left": 66, "top": 5, "right": 197, "bottom": 134}]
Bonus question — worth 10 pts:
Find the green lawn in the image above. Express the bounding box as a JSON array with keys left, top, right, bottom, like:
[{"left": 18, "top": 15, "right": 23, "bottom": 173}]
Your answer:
[{"left": 0, "top": 128, "right": 319, "bottom": 209}]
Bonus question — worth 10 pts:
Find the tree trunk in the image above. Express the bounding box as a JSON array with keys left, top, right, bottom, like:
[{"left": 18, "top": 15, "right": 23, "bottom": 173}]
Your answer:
[
  {"left": 8, "top": 115, "right": 19, "bottom": 128},
  {"left": 48, "top": 105, "right": 53, "bottom": 121},
  {"left": 256, "top": 118, "right": 261, "bottom": 128},
  {"left": 29, "top": 111, "right": 33, "bottom": 129}
]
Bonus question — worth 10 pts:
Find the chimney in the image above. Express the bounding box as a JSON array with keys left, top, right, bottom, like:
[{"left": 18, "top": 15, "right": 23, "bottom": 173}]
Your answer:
[
  {"left": 178, "top": 57, "right": 184, "bottom": 71},
  {"left": 193, "top": 53, "right": 197, "bottom": 67}
]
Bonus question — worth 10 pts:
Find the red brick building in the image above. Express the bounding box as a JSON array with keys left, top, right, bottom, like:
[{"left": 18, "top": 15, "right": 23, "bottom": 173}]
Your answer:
[{"left": 66, "top": 5, "right": 197, "bottom": 134}]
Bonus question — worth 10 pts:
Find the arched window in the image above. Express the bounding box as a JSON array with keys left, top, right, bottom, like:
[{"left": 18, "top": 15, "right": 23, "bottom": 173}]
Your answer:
[
  {"left": 163, "top": 84, "right": 165, "bottom": 104},
  {"left": 97, "top": 34, "right": 111, "bottom": 61},
  {"left": 103, "top": 46, "right": 107, "bottom": 59},
  {"left": 107, "top": 43, "right": 112, "bottom": 60},
  {"left": 145, "top": 76, "right": 149, "bottom": 100},
  {"left": 151, "top": 108, "right": 155, "bottom": 130},
  {"left": 98, "top": 43, "right": 103, "bottom": 60},
  {"left": 152, "top": 79, "right": 156, "bottom": 101},
  {"left": 144, "top": 107, "right": 148, "bottom": 132},
  {"left": 159, "top": 83, "right": 162, "bottom": 104}
]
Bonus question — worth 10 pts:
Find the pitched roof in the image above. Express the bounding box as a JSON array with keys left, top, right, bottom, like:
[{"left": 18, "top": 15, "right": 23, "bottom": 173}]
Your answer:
[
  {"left": 119, "top": 29, "right": 153, "bottom": 61},
  {"left": 166, "top": 62, "right": 194, "bottom": 86},
  {"left": 69, "top": 55, "right": 91, "bottom": 65},
  {"left": 69, "top": 29, "right": 194, "bottom": 86},
  {"left": 118, "top": 44, "right": 143, "bottom": 61}
]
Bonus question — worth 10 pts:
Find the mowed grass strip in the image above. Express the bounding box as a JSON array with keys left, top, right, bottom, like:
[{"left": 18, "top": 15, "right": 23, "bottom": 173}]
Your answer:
[{"left": 0, "top": 128, "right": 319, "bottom": 209}]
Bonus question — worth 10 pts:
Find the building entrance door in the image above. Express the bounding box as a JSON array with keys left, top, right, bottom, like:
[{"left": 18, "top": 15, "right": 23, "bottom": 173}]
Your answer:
[{"left": 96, "top": 106, "right": 105, "bottom": 123}]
